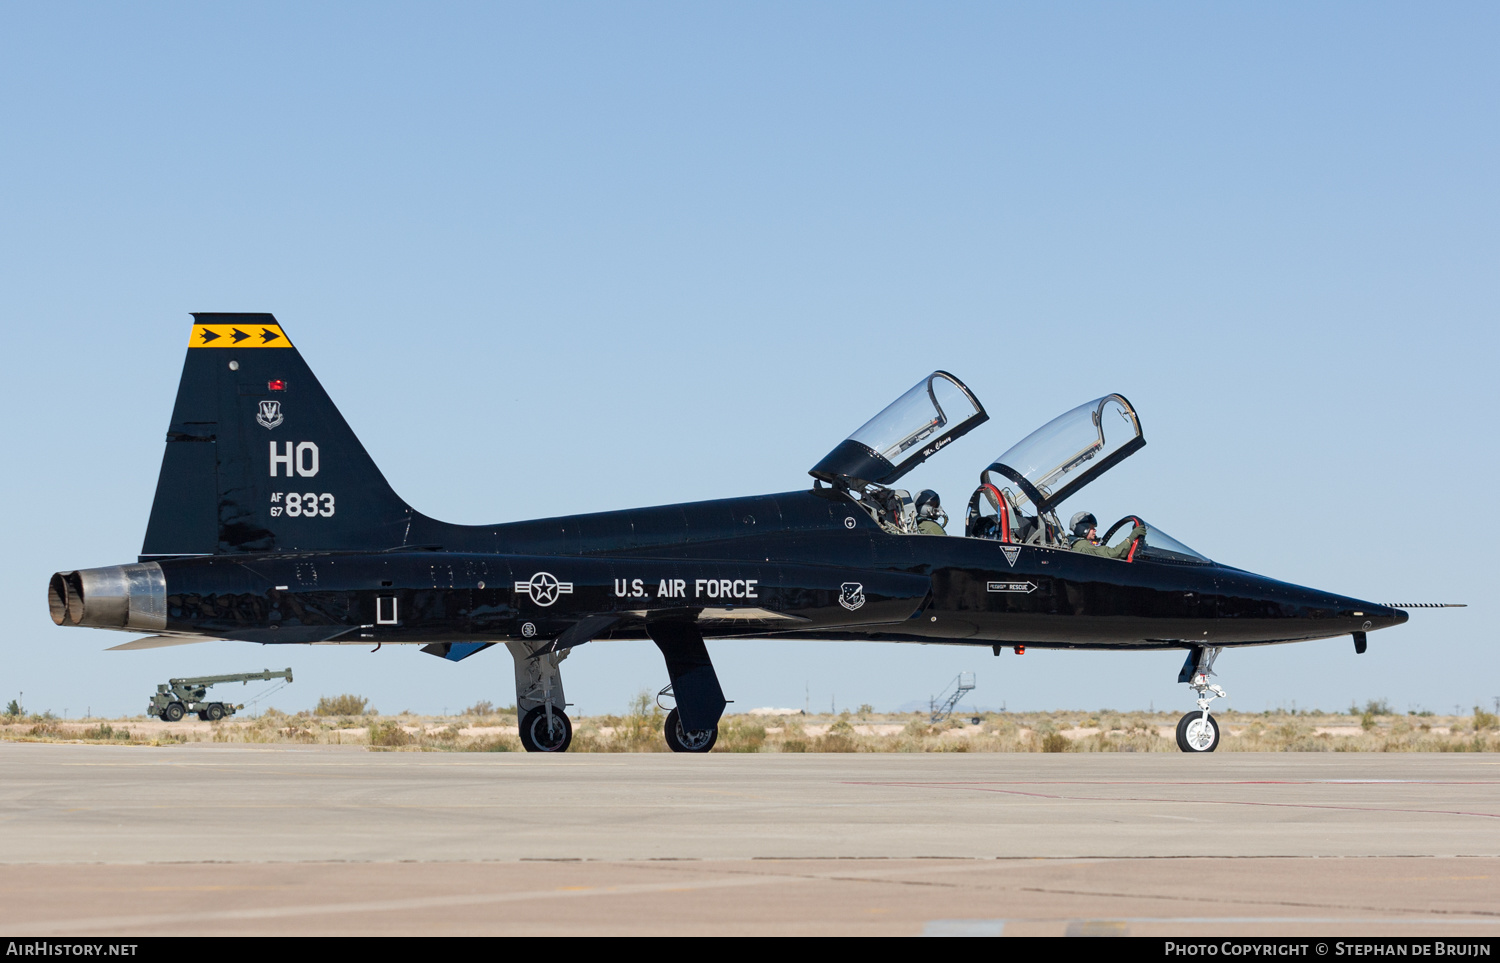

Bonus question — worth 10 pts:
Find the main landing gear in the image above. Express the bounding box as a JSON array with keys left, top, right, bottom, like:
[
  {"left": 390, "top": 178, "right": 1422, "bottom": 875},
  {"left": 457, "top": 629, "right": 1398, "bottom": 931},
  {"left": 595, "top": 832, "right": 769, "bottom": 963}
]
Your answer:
[
  {"left": 648, "top": 623, "right": 728, "bottom": 754},
  {"left": 1176, "top": 645, "right": 1226, "bottom": 753},
  {"left": 663, "top": 705, "right": 717, "bottom": 753},
  {"left": 519, "top": 704, "right": 573, "bottom": 753},
  {"left": 507, "top": 641, "right": 573, "bottom": 753},
  {"left": 503, "top": 621, "right": 730, "bottom": 754}
]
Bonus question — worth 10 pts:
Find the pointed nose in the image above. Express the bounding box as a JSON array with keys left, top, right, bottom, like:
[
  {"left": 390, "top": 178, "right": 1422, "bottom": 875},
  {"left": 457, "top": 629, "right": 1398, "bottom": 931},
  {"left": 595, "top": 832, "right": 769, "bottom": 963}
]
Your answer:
[{"left": 1336, "top": 600, "right": 1407, "bottom": 632}]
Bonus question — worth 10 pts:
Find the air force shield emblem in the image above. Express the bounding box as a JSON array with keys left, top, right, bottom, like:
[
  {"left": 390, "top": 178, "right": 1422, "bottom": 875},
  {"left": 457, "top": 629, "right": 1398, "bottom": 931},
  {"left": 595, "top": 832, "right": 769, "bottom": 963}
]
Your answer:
[
  {"left": 256, "top": 400, "right": 284, "bottom": 430},
  {"left": 838, "top": 582, "right": 866, "bottom": 611}
]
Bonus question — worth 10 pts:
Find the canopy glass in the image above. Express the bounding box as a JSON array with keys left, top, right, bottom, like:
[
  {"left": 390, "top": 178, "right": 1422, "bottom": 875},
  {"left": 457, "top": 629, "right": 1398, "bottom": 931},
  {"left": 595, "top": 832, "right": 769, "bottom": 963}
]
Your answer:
[
  {"left": 983, "top": 393, "right": 1143, "bottom": 512},
  {"left": 811, "top": 371, "right": 987, "bottom": 488}
]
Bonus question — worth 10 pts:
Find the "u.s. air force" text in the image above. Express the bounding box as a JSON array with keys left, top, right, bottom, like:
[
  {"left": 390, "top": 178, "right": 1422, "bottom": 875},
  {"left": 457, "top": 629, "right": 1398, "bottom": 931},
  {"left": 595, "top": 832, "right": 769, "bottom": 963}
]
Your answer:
[{"left": 614, "top": 578, "right": 758, "bottom": 599}]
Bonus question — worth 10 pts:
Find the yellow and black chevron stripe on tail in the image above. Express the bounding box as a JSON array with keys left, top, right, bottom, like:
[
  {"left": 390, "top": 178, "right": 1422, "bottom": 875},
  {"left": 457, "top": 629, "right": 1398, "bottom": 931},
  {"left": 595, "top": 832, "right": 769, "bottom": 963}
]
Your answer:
[{"left": 189, "top": 321, "right": 292, "bottom": 348}]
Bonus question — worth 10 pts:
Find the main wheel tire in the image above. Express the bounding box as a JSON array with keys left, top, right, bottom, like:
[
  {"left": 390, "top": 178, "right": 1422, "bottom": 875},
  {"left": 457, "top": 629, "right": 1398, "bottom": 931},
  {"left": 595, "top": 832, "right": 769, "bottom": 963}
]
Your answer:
[
  {"left": 664, "top": 708, "right": 718, "bottom": 753},
  {"left": 164, "top": 702, "right": 185, "bottom": 722},
  {"left": 1175, "top": 711, "right": 1220, "bottom": 752},
  {"left": 206, "top": 703, "right": 225, "bottom": 721},
  {"left": 519, "top": 706, "right": 572, "bottom": 753}
]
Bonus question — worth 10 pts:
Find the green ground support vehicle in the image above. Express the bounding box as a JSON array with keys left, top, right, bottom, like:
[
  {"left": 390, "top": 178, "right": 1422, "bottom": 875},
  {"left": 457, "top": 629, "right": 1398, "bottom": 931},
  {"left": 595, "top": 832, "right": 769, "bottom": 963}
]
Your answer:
[{"left": 148, "top": 668, "right": 293, "bottom": 721}]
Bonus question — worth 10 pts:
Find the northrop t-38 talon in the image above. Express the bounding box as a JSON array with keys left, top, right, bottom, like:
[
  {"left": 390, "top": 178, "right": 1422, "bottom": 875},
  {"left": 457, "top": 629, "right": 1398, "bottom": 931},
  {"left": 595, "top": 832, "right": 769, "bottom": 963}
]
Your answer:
[{"left": 50, "top": 314, "right": 1444, "bottom": 753}]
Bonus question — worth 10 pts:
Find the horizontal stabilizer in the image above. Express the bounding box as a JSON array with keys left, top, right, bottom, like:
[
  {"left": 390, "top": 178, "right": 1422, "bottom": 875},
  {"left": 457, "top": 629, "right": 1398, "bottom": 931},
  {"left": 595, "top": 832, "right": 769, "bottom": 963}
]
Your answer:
[{"left": 106, "top": 635, "right": 219, "bottom": 651}]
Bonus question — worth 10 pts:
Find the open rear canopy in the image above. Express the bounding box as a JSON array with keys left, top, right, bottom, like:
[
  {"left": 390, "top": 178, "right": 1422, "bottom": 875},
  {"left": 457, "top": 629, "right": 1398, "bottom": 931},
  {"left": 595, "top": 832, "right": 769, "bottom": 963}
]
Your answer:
[{"left": 811, "top": 371, "right": 987, "bottom": 488}]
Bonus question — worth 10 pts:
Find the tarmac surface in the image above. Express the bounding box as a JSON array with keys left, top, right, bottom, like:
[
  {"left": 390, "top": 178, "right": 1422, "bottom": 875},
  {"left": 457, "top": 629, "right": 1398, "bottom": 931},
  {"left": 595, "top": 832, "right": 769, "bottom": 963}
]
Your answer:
[{"left": 1, "top": 743, "right": 1497, "bottom": 936}]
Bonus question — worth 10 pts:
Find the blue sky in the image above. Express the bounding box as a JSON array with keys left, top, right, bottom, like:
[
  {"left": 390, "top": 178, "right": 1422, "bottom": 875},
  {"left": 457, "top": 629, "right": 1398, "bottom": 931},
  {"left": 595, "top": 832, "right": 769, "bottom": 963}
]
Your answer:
[{"left": 3, "top": 2, "right": 1495, "bottom": 717}]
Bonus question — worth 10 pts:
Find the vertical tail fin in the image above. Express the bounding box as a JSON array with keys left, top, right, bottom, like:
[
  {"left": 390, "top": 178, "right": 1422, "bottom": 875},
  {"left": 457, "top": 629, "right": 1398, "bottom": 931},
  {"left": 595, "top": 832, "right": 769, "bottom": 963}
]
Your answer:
[{"left": 141, "top": 314, "right": 415, "bottom": 559}]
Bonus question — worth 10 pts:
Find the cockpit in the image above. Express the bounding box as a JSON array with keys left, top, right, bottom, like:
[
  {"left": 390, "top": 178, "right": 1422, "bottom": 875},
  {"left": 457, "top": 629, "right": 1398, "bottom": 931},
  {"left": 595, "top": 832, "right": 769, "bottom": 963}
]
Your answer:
[{"left": 810, "top": 374, "right": 1212, "bottom": 564}]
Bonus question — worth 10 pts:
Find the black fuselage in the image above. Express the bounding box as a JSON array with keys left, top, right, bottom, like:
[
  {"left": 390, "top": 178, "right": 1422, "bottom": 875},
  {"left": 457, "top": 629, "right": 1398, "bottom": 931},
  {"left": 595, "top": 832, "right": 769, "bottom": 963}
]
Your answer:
[{"left": 150, "top": 487, "right": 1404, "bottom": 652}]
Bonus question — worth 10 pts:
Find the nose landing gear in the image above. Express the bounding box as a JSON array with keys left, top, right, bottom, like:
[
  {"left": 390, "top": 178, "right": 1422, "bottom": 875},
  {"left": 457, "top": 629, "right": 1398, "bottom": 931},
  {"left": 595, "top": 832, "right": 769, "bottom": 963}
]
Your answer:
[
  {"left": 1176, "top": 709, "right": 1220, "bottom": 752},
  {"left": 1176, "top": 645, "right": 1226, "bottom": 753}
]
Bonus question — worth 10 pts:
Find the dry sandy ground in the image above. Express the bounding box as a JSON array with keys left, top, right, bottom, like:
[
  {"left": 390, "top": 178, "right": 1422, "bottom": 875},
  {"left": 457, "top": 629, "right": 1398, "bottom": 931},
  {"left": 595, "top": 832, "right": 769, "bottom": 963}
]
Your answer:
[
  {"left": 0, "top": 744, "right": 1496, "bottom": 936},
  {"left": 4, "top": 856, "right": 1497, "bottom": 937}
]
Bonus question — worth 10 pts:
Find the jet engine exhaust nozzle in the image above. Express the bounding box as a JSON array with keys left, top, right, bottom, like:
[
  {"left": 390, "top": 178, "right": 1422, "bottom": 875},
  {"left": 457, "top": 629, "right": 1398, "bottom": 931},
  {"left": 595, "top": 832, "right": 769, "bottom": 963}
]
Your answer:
[{"left": 48, "top": 563, "right": 167, "bottom": 632}]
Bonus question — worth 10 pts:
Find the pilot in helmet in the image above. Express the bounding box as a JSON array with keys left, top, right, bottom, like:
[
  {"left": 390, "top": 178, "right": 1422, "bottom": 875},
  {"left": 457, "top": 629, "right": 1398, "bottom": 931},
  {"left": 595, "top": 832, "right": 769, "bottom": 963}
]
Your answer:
[
  {"left": 1069, "top": 511, "right": 1146, "bottom": 559},
  {"left": 915, "top": 490, "right": 947, "bottom": 535}
]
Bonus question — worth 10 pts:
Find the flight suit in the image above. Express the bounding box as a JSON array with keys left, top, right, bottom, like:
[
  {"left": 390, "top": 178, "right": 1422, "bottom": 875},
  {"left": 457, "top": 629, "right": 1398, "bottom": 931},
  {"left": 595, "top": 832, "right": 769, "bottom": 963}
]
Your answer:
[
  {"left": 916, "top": 518, "right": 947, "bottom": 536},
  {"left": 1070, "top": 524, "right": 1146, "bottom": 559}
]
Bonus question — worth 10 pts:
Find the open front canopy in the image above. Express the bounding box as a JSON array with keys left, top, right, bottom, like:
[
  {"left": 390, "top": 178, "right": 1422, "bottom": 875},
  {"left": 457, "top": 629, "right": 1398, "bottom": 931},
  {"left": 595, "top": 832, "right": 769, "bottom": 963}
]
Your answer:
[
  {"left": 984, "top": 394, "right": 1143, "bottom": 512},
  {"left": 811, "top": 371, "right": 987, "bottom": 488}
]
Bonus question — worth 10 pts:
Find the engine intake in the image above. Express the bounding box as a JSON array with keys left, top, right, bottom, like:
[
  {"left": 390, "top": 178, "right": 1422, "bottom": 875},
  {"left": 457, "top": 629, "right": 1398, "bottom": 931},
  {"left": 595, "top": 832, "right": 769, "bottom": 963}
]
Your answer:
[{"left": 48, "top": 563, "right": 167, "bottom": 632}]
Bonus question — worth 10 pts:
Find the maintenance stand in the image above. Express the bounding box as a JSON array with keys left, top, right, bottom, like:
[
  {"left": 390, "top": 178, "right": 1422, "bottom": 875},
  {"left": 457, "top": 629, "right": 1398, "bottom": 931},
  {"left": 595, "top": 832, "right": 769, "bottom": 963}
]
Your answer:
[{"left": 929, "top": 671, "right": 976, "bottom": 724}]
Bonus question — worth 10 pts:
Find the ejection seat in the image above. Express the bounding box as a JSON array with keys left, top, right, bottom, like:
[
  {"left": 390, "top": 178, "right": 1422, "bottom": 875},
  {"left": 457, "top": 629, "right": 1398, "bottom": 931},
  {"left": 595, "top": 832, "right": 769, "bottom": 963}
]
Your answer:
[{"left": 964, "top": 481, "right": 1039, "bottom": 543}]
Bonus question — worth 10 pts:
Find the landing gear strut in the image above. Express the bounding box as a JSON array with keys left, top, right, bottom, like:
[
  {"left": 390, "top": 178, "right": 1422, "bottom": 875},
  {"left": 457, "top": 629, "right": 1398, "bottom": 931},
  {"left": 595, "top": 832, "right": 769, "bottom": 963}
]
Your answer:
[{"left": 1176, "top": 645, "right": 1226, "bottom": 753}]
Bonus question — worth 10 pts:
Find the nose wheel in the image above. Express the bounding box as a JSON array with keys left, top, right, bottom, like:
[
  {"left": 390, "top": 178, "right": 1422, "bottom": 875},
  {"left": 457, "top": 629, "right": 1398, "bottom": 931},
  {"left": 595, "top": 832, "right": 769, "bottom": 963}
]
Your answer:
[
  {"left": 663, "top": 707, "right": 717, "bottom": 753},
  {"left": 1176, "top": 645, "right": 1226, "bottom": 753},
  {"left": 1176, "top": 711, "right": 1220, "bottom": 752}
]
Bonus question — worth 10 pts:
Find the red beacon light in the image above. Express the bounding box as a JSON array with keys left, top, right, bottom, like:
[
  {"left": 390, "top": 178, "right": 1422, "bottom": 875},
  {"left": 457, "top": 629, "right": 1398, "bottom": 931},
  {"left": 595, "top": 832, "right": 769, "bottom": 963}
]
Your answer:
[{"left": 268, "top": 379, "right": 286, "bottom": 391}]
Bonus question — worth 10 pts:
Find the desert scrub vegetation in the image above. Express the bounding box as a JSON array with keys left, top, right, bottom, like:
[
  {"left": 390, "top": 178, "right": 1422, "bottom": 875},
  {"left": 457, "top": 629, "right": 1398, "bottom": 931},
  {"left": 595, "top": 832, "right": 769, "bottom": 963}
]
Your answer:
[
  {"left": 1, "top": 705, "right": 1496, "bottom": 752},
  {"left": 315, "top": 694, "right": 374, "bottom": 716},
  {"left": 715, "top": 718, "right": 768, "bottom": 752},
  {"left": 571, "top": 691, "right": 668, "bottom": 752}
]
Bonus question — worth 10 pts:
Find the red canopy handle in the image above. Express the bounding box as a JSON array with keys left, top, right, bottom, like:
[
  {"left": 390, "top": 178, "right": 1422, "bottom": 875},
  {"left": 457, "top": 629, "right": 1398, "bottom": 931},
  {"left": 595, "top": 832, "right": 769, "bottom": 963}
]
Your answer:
[{"left": 981, "top": 483, "right": 1010, "bottom": 543}]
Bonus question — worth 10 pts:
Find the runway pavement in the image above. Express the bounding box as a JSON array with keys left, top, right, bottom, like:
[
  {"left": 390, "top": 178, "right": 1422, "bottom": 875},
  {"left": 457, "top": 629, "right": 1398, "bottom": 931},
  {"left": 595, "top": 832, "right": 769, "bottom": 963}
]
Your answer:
[{"left": 1, "top": 743, "right": 1496, "bottom": 935}]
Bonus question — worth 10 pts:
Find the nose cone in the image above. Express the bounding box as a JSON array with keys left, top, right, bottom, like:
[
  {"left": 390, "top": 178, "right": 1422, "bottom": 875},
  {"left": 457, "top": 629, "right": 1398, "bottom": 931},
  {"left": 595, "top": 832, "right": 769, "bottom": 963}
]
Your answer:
[
  {"left": 1335, "top": 599, "right": 1407, "bottom": 632},
  {"left": 1214, "top": 567, "right": 1411, "bottom": 644}
]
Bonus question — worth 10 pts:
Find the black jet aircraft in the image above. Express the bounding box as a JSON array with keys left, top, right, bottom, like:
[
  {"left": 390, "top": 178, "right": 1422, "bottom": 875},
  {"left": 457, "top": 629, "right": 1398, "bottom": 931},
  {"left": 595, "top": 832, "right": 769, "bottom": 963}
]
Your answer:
[{"left": 50, "top": 314, "right": 1424, "bottom": 753}]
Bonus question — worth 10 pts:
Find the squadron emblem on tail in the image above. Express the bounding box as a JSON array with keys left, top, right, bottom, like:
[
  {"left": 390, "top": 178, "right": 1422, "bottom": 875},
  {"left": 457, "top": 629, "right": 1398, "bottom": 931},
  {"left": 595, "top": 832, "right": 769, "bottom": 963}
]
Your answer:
[{"left": 256, "top": 400, "right": 283, "bottom": 430}]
